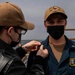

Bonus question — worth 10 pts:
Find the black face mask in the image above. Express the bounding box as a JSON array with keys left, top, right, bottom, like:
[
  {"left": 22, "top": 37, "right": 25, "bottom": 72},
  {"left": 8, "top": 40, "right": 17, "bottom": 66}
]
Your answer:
[
  {"left": 10, "top": 34, "right": 21, "bottom": 47},
  {"left": 47, "top": 25, "right": 64, "bottom": 40}
]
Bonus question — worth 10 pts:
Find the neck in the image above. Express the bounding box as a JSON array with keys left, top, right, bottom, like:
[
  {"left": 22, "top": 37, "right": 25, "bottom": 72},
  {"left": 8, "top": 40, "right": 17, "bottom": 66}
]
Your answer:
[{"left": 49, "top": 35, "right": 66, "bottom": 45}]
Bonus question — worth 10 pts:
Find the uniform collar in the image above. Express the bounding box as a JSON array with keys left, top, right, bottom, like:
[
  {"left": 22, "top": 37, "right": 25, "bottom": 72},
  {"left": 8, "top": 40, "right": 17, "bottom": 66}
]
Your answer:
[{"left": 0, "top": 39, "right": 19, "bottom": 58}]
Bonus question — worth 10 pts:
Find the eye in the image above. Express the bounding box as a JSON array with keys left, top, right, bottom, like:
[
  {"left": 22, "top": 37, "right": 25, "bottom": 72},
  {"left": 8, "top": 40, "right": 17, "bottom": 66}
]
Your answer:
[
  {"left": 47, "top": 20, "right": 54, "bottom": 24},
  {"left": 58, "top": 20, "right": 62, "bottom": 23}
]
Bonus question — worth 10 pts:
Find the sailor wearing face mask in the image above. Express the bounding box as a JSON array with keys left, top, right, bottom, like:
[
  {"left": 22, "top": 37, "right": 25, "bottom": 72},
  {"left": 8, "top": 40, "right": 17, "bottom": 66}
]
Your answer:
[
  {"left": 27, "top": 6, "right": 75, "bottom": 75},
  {"left": 0, "top": 2, "right": 49, "bottom": 75}
]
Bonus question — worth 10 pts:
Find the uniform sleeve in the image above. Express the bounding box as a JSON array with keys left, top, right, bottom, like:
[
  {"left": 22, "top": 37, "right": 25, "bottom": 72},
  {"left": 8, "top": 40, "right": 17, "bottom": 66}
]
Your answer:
[
  {"left": 5, "top": 56, "right": 45, "bottom": 75},
  {"left": 26, "top": 56, "right": 45, "bottom": 75},
  {"left": 16, "top": 47, "right": 27, "bottom": 59}
]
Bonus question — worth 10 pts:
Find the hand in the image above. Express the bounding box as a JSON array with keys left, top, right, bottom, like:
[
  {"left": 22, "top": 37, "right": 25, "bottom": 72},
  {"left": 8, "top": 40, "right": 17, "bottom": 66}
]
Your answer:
[
  {"left": 22, "top": 40, "right": 41, "bottom": 52},
  {"left": 36, "top": 45, "right": 49, "bottom": 58}
]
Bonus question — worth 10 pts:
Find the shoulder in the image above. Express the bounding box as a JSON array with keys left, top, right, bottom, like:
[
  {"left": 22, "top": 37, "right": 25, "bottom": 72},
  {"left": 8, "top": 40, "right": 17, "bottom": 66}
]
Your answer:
[
  {"left": 41, "top": 36, "right": 49, "bottom": 45},
  {"left": 71, "top": 40, "right": 75, "bottom": 45},
  {"left": 0, "top": 52, "right": 11, "bottom": 72}
]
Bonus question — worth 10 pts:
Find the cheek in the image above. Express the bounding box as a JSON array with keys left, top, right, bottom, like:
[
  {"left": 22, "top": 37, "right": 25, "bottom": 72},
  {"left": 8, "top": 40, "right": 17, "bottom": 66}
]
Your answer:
[
  {"left": 12, "top": 34, "right": 19, "bottom": 41},
  {"left": 15, "top": 35, "right": 19, "bottom": 41}
]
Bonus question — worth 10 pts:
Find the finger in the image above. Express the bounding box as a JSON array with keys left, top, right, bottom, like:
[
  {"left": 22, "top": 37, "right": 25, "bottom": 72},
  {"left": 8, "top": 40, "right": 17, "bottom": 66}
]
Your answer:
[
  {"left": 40, "top": 45, "right": 43, "bottom": 50},
  {"left": 44, "top": 49, "right": 49, "bottom": 54},
  {"left": 32, "top": 42, "right": 41, "bottom": 46}
]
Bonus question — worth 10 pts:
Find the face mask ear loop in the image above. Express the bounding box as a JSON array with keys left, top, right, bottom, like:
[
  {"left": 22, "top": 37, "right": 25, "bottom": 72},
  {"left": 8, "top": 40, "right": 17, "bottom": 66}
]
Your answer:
[
  {"left": 8, "top": 33, "right": 14, "bottom": 42},
  {"left": 18, "top": 33, "right": 21, "bottom": 43}
]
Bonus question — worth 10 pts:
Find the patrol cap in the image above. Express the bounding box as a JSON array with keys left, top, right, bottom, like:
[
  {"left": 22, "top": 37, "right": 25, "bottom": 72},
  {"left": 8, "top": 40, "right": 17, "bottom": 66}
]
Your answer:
[
  {"left": 0, "top": 2, "right": 35, "bottom": 30},
  {"left": 44, "top": 6, "right": 67, "bottom": 21}
]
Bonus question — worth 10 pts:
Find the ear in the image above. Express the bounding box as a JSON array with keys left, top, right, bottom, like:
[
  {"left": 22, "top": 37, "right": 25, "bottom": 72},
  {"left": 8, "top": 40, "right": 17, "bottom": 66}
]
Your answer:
[
  {"left": 64, "top": 20, "right": 67, "bottom": 28},
  {"left": 7, "top": 27, "right": 14, "bottom": 36},
  {"left": 44, "top": 21, "right": 47, "bottom": 29}
]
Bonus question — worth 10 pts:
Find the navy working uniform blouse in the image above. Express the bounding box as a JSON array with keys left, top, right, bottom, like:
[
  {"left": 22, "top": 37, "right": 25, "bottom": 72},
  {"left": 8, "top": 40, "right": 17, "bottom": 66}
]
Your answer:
[{"left": 42, "top": 36, "right": 75, "bottom": 75}]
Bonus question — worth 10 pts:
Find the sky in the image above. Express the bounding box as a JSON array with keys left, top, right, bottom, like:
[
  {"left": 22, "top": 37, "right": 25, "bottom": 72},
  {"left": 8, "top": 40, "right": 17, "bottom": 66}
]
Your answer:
[{"left": 0, "top": 0, "right": 75, "bottom": 40}]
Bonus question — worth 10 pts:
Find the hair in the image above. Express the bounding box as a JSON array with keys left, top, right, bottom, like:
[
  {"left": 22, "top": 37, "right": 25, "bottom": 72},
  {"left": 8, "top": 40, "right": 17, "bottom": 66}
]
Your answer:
[
  {"left": 0, "top": 26, "right": 14, "bottom": 33},
  {"left": 0, "top": 26, "right": 6, "bottom": 33}
]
